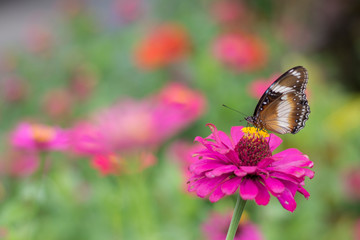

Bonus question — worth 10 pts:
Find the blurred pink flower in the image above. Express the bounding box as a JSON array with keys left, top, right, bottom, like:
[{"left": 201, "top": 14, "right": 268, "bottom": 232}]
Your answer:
[
  {"left": 0, "top": 150, "right": 38, "bottom": 177},
  {"left": 134, "top": 23, "right": 190, "bottom": 70},
  {"left": 11, "top": 123, "right": 68, "bottom": 151},
  {"left": 92, "top": 151, "right": 156, "bottom": 176},
  {"left": 71, "top": 82, "right": 206, "bottom": 155},
  {"left": 212, "top": 32, "right": 267, "bottom": 72},
  {"left": 248, "top": 74, "right": 280, "bottom": 99},
  {"left": 188, "top": 124, "right": 314, "bottom": 212},
  {"left": 153, "top": 82, "right": 206, "bottom": 142},
  {"left": 43, "top": 88, "right": 73, "bottom": 120},
  {"left": 70, "top": 122, "right": 109, "bottom": 156},
  {"left": 343, "top": 167, "right": 360, "bottom": 201},
  {"left": 0, "top": 75, "right": 28, "bottom": 103},
  {"left": 70, "top": 82, "right": 205, "bottom": 175},
  {"left": 210, "top": 0, "right": 246, "bottom": 24},
  {"left": 202, "top": 211, "right": 263, "bottom": 240},
  {"left": 114, "top": 0, "right": 142, "bottom": 23}
]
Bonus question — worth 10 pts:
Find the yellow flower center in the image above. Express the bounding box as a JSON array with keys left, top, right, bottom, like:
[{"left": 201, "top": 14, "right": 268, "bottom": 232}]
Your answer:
[
  {"left": 242, "top": 127, "right": 269, "bottom": 138},
  {"left": 31, "top": 125, "right": 56, "bottom": 143}
]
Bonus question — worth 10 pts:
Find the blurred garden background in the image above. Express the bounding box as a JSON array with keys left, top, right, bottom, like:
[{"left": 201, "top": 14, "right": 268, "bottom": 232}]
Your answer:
[{"left": 0, "top": 0, "right": 359, "bottom": 239}]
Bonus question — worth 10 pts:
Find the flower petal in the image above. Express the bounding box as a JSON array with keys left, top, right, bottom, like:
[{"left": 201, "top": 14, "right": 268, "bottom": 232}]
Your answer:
[
  {"left": 240, "top": 166, "right": 257, "bottom": 174},
  {"left": 196, "top": 175, "right": 228, "bottom": 198},
  {"left": 297, "top": 186, "right": 310, "bottom": 199},
  {"left": 268, "top": 134, "right": 282, "bottom": 151},
  {"left": 221, "top": 177, "right": 242, "bottom": 195},
  {"left": 262, "top": 177, "right": 285, "bottom": 194},
  {"left": 230, "top": 126, "right": 244, "bottom": 146},
  {"left": 205, "top": 165, "right": 238, "bottom": 178},
  {"left": 254, "top": 181, "right": 270, "bottom": 205},
  {"left": 209, "top": 185, "right": 226, "bottom": 202},
  {"left": 239, "top": 178, "right": 258, "bottom": 200},
  {"left": 277, "top": 188, "right": 297, "bottom": 212}
]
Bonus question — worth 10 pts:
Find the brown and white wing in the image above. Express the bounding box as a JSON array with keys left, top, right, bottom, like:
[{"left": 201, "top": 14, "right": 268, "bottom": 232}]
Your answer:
[{"left": 252, "top": 66, "right": 310, "bottom": 134}]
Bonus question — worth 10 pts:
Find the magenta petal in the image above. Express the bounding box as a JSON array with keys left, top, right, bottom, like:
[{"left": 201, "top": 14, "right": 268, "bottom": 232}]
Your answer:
[
  {"left": 196, "top": 176, "right": 227, "bottom": 198},
  {"left": 257, "top": 158, "right": 274, "bottom": 168},
  {"left": 240, "top": 166, "right": 257, "bottom": 174},
  {"left": 277, "top": 189, "right": 297, "bottom": 212},
  {"left": 268, "top": 134, "right": 282, "bottom": 151},
  {"left": 209, "top": 185, "right": 226, "bottom": 202},
  {"left": 234, "top": 169, "right": 247, "bottom": 177},
  {"left": 221, "top": 177, "right": 242, "bottom": 195},
  {"left": 298, "top": 186, "right": 310, "bottom": 199},
  {"left": 230, "top": 126, "right": 244, "bottom": 146},
  {"left": 272, "top": 148, "right": 303, "bottom": 159},
  {"left": 263, "top": 177, "right": 285, "bottom": 194},
  {"left": 239, "top": 178, "right": 258, "bottom": 200},
  {"left": 205, "top": 165, "right": 237, "bottom": 178},
  {"left": 254, "top": 181, "right": 270, "bottom": 205}
]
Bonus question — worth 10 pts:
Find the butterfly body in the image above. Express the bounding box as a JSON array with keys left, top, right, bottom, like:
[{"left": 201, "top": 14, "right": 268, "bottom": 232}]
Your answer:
[{"left": 246, "top": 66, "right": 310, "bottom": 134}]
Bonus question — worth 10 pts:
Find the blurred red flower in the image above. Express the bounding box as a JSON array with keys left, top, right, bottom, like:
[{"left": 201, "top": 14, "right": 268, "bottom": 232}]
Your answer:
[
  {"left": 134, "top": 24, "right": 190, "bottom": 70},
  {"left": 212, "top": 32, "right": 267, "bottom": 72}
]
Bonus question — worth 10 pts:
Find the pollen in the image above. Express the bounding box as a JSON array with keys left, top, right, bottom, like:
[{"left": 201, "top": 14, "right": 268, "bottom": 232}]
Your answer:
[{"left": 242, "top": 127, "right": 269, "bottom": 138}]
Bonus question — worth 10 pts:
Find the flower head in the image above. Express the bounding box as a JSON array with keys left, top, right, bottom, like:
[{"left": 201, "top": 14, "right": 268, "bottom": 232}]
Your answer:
[
  {"left": 188, "top": 124, "right": 314, "bottom": 212},
  {"left": 134, "top": 23, "right": 190, "bottom": 70},
  {"left": 11, "top": 123, "right": 68, "bottom": 151},
  {"left": 212, "top": 32, "right": 267, "bottom": 72},
  {"left": 202, "top": 211, "right": 263, "bottom": 240}
]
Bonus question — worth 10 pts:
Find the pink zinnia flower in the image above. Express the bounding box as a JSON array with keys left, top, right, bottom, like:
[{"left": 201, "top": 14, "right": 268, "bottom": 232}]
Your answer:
[
  {"left": 11, "top": 123, "right": 68, "bottom": 151},
  {"left": 188, "top": 124, "right": 314, "bottom": 212},
  {"left": 212, "top": 32, "right": 267, "bottom": 72},
  {"left": 202, "top": 211, "right": 263, "bottom": 240}
]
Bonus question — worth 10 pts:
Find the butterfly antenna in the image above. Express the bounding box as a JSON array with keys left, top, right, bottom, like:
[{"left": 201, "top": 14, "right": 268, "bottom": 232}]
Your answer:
[{"left": 222, "top": 104, "right": 247, "bottom": 118}]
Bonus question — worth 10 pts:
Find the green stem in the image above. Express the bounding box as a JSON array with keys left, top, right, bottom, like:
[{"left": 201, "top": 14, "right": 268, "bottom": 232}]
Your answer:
[{"left": 225, "top": 194, "right": 247, "bottom": 240}]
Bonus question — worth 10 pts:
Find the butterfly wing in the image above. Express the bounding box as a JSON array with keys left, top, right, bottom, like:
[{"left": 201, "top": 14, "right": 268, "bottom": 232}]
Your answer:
[{"left": 252, "top": 66, "right": 310, "bottom": 134}]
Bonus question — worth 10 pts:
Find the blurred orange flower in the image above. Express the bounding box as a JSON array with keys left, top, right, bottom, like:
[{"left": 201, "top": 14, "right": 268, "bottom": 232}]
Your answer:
[{"left": 134, "top": 24, "right": 190, "bottom": 70}]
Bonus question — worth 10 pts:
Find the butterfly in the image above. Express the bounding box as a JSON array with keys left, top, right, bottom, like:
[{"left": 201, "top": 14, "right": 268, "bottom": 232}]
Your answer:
[{"left": 245, "top": 66, "right": 310, "bottom": 134}]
